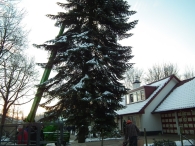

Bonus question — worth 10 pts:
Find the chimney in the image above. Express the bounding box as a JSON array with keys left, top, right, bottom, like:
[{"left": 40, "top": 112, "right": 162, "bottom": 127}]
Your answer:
[{"left": 132, "top": 76, "right": 141, "bottom": 89}]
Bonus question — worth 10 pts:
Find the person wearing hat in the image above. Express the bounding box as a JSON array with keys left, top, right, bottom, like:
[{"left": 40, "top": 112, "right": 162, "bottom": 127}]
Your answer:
[{"left": 125, "top": 120, "right": 140, "bottom": 146}]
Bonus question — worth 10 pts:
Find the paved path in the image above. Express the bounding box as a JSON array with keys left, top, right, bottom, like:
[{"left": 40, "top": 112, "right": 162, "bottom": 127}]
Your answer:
[
  {"left": 69, "top": 134, "right": 183, "bottom": 146},
  {"left": 47, "top": 134, "right": 191, "bottom": 146}
]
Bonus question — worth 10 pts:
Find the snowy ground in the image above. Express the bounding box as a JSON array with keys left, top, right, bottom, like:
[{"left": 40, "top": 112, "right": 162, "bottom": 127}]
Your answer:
[
  {"left": 84, "top": 137, "right": 195, "bottom": 146},
  {"left": 2, "top": 140, "right": 195, "bottom": 146},
  {"left": 174, "top": 140, "right": 195, "bottom": 146},
  {"left": 45, "top": 138, "right": 194, "bottom": 146},
  {"left": 1, "top": 136, "right": 194, "bottom": 145},
  {"left": 86, "top": 137, "right": 195, "bottom": 146}
]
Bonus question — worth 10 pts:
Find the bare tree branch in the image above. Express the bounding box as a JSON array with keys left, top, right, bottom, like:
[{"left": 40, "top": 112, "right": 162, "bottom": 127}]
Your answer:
[
  {"left": 124, "top": 67, "right": 144, "bottom": 89},
  {"left": 0, "top": 53, "right": 39, "bottom": 125},
  {"left": 0, "top": 1, "right": 28, "bottom": 64},
  {"left": 182, "top": 66, "right": 195, "bottom": 80},
  {"left": 144, "top": 62, "right": 180, "bottom": 84}
]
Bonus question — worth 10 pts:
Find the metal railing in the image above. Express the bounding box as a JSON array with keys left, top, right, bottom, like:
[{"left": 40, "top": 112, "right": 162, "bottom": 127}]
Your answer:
[
  {"left": 179, "top": 126, "right": 195, "bottom": 146},
  {"left": 0, "top": 122, "right": 69, "bottom": 146}
]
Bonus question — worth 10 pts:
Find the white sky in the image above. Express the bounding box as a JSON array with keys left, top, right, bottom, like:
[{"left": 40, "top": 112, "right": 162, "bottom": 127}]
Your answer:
[
  {"left": 20, "top": 0, "right": 195, "bottom": 72},
  {"left": 18, "top": 0, "right": 195, "bottom": 117},
  {"left": 125, "top": 0, "right": 195, "bottom": 72}
]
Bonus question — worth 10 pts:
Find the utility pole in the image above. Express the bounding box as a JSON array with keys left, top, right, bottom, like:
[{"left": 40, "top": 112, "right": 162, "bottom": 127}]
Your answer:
[{"left": 25, "top": 24, "right": 65, "bottom": 122}]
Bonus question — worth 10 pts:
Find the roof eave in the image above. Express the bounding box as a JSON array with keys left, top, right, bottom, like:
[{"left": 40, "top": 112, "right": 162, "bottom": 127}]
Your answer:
[
  {"left": 152, "top": 107, "right": 195, "bottom": 114},
  {"left": 117, "top": 110, "right": 145, "bottom": 116},
  {"left": 139, "top": 76, "right": 174, "bottom": 112}
]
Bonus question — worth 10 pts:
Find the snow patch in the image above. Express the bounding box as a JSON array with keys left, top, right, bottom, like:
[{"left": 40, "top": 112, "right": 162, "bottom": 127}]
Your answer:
[{"left": 72, "top": 74, "right": 89, "bottom": 90}]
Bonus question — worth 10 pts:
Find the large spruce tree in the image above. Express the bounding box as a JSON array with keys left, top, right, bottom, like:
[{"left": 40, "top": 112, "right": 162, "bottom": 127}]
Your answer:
[{"left": 37, "top": 0, "right": 137, "bottom": 143}]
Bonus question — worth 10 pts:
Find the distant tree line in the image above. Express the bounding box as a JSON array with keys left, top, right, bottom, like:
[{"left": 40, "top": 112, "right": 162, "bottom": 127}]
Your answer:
[{"left": 124, "top": 62, "right": 195, "bottom": 89}]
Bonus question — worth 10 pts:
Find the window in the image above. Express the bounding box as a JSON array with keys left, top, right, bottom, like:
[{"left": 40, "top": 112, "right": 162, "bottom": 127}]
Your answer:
[
  {"left": 126, "top": 95, "right": 130, "bottom": 104},
  {"left": 141, "top": 90, "right": 145, "bottom": 100},
  {"left": 129, "top": 90, "right": 145, "bottom": 103},
  {"left": 137, "top": 91, "right": 141, "bottom": 101},
  {"left": 133, "top": 92, "right": 137, "bottom": 102},
  {"left": 130, "top": 94, "right": 133, "bottom": 102}
]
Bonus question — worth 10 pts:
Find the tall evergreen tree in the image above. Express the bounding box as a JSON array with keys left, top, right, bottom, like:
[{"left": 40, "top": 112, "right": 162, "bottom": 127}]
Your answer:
[{"left": 36, "top": 0, "right": 137, "bottom": 142}]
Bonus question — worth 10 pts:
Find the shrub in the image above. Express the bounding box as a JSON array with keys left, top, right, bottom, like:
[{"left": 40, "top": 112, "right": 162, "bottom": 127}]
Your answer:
[{"left": 151, "top": 139, "right": 176, "bottom": 146}]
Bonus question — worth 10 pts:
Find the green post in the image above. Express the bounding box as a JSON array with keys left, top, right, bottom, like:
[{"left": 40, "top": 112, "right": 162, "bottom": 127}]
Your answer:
[
  {"left": 25, "top": 24, "right": 65, "bottom": 122},
  {"left": 144, "top": 128, "right": 148, "bottom": 146},
  {"left": 180, "top": 126, "right": 183, "bottom": 146}
]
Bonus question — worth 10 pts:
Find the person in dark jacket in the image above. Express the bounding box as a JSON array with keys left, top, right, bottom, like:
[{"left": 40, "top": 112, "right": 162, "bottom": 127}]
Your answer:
[
  {"left": 71, "top": 125, "right": 75, "bottom": 135},
  {"left": 66, "top": 125, "right": 71, "bottom": 133},
  {"left": 125, "top": 120, "right": 140, "bottom": 146},
  {"left": 30, "top": 126, "right": 37, "bottom": 145}
]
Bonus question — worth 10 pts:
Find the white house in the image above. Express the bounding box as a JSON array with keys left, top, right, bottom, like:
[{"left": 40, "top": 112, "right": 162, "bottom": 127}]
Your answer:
[{"left": 116, "top": 74, "right": 195, "bottom": 136}]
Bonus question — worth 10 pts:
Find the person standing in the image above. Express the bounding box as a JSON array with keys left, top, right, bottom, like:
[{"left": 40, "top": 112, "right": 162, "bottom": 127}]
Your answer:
[
  {"left": 66, "top": 125, "right": 71, "bottom": 133},
  {"left": 125, "top": 120, "right": 140, "bottom": 146},
  {"left": 71, "top": 125, "right": 75, "bottom": 135},
  {"left": 17, "top": 127, "right": 28, "bottom": 144}
]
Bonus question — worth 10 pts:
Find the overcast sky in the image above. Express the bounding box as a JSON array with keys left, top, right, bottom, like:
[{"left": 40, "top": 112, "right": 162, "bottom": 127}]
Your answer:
[
  {"left": 19, "top": 0, "right": 195, "bottom": 73},
  {"left": 20, "top": 0, "right": 195, "bottom": 73},
  {"left": 125, "top": 0, "right": 195, "bottom": 72},
  {"left": 18, "top": 0, "right": 195, "bottom": 116}
]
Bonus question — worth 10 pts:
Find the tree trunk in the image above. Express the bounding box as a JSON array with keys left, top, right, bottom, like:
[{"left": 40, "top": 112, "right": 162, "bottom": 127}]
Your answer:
[
  {"left": 1, "top": 102, "right": 8, "bottom": 125},
  {"left": 0, "top": 105, "right": 7, "bottom": 144},
  {"left": 77, "top": 126, "right": 88, "bottom": 143}
]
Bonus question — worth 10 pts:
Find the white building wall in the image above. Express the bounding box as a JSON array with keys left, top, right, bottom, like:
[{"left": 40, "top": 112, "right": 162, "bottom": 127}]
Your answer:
[
  {"left": 141, "top": 78, "right": 179, "bottom": 132},
  {"left": 141, "top": 112, "right": 161, "bottom": 132}
]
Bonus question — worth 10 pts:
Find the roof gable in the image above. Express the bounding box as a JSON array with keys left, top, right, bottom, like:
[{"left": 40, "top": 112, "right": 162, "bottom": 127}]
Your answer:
[
  {"left": 153, "top": 77, "right": 195, "bottom": 113},
  {"left": 116, "top": 75, "right": 179, "bottom": 115}
]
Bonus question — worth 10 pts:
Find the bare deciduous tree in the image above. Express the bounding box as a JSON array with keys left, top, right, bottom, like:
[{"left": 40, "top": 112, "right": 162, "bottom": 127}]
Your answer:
[
  {"left": 144, "top": 63, "right": 180, "bottom": 84},
  {"left": 124, "top": 63, "right": 195, "bottom": 87},
  {"left": 124, "top": 67, "right": 144, "bottom": 89},
  {"left": 0, "top": 1, "right": 28, "bottom": 63},
  {"left": 6, "top": 104, "right": 24, "bottom": 122},
  {"left": 182, "top": 66, "right": 195, "bottom": 80},
  {"left": 0, "top": 53, "right": 38, "bottom": 125}
]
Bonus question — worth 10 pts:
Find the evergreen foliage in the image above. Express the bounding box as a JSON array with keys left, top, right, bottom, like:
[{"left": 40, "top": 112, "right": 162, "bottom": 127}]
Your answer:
[{"left": 36, "top": 0, "right": 137, "bottom": 142}]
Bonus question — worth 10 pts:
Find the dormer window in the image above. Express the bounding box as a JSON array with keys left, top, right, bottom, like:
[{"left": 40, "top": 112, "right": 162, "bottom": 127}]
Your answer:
[
  {"left": 125, "top": 86, "right": 157, "bottom": 104},
  {"left": 126, "top": 90, "right": 146, "bottom": 104}
]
